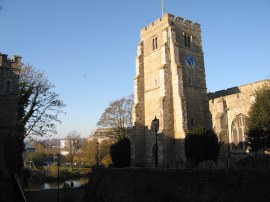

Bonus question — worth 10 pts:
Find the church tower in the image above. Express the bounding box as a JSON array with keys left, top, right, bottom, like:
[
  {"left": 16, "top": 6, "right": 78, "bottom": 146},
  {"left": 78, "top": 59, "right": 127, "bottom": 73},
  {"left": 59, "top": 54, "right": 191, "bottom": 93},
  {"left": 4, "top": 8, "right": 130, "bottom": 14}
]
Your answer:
[{"left": 131, "top": 14, "right": 209, "bottom": 168}]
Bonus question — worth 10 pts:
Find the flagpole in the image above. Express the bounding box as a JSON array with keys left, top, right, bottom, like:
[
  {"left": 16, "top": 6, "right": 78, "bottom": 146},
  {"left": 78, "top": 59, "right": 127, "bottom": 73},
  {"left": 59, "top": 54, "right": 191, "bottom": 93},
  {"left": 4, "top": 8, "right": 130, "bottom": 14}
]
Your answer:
[{"left": 162, "top": 0, "right": 164, "bottom": 16}]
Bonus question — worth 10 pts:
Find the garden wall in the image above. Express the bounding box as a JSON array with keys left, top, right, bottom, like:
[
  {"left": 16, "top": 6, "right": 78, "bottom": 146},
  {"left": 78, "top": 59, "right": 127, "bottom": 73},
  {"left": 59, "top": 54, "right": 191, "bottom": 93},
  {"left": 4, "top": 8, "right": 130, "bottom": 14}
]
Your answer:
[{"left": 84, "top": 168, "right": 270, "bottom": 202}]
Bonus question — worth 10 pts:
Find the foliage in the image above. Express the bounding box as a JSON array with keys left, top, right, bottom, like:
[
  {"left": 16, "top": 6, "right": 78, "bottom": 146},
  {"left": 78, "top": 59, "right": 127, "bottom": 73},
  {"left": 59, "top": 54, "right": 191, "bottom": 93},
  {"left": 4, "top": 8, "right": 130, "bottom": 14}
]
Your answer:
[
  {"left": 45, "top": 164, "right": 59, "bottom": 178},
  {"left": 78, "top": 138, "right": 113, "bottom": 167},
  {"left": 18, "top": 65, "right": 65, "bottom": 139},
  {"left": 26, "top": 152, "right": 47, "bottom": 167},
  {"left": 99, "top": 140, "right": 112, "bottom": 161},
  {"left": 64, "top": 131, "right": 82, "bottom": 168},
  {"left": 185, "top": 128, "right": 222, "bottom": 164},
  {"left": 24, "top": 141, "right": 61, "bottom": 167},
  {"left": 101, "top": 154, "right": 112, "bottom": 167},
  {"left": 76, "top": 138, "right": 97, "bottom": 166},
  {"left": 247, "top": 129, "right": 270, "bottom": 153},
  {"left": 110, "top": 138, "right": 130, "bottom": 168},
  {"left": 247, "top": 84, "right": 270, "bottom": 152},
  {"left": 17, "top": 65, "right": 65, "bottom": 171},
  {"left": 97, "top": 95, "right": 133, "bottom": 140}
]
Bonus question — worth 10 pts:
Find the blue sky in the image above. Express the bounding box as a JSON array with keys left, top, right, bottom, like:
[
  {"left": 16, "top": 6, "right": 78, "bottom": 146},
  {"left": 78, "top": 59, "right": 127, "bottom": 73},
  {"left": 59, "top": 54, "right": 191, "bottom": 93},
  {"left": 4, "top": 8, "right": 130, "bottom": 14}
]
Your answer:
[{"left": 1, "top": 0, "right": 269, "bottom": 138}]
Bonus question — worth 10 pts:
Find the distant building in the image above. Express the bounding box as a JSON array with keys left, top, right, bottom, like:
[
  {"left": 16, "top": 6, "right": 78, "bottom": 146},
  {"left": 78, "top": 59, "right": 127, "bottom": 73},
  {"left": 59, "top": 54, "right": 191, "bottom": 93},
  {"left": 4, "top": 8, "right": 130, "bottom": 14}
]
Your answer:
[
  {"left": 88, "top": 127, "right": 132, "bottom": 144},
  {"left": 25, "top": 144, "right": 36, "bottom": 153},
  {"left": 88, "top": 128, "right": 116, "bottom": 143},
  {"left": 60, "top": 139, "right": 69, "bottom": 155}
]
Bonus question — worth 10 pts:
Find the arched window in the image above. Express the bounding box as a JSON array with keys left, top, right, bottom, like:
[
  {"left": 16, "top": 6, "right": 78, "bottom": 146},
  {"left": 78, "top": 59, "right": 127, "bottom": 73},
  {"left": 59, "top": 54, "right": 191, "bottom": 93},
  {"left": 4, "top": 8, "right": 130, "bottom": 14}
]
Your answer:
[
  {"left": 187, "top": 36, "right": 191, "bottom": 48},
  {"left": 184, "top": 35, "right": 187, "bottom": 47},
  {"left": 231, "top": 114, "right": 249, "bottom": 150},
  {"left": 184, "top": 34, "right": 191, "bottom": 48},
  {"left": 5, "top": 80, "right": 11, "bottom": 92},
  {"left": 152, "top": 38, "right": 155, "bottom": 50}
]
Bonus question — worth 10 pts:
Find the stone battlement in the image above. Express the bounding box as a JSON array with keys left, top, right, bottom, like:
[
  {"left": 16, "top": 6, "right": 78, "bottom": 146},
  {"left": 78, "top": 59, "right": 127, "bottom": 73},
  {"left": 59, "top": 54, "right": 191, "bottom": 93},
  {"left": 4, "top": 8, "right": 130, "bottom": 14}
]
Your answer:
[
  {"left": 208, "top": 79, "right": 269, "bottom": 99},
  {"left": 0, "top": 53, "right": 22, "bottom": 68},
  {"left": 140, "top": 13, "right": 200, "bottom": 36}
]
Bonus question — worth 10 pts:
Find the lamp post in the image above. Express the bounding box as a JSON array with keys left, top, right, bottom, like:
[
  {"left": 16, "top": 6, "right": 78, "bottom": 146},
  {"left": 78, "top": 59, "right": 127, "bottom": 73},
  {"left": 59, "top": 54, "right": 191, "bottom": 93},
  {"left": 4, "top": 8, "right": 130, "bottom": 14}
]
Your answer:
[
  {"left": 227, "top": 141, "right": 230, "bottom": 169},
  {"left": 57, "top": 160, "right": 61, "bottom": 202},
  {"left": 96, "top": 141, "right": 99, "bottom": 166},
  {"left": 153, "top": 116, "right": 159, "bottom": 168}
]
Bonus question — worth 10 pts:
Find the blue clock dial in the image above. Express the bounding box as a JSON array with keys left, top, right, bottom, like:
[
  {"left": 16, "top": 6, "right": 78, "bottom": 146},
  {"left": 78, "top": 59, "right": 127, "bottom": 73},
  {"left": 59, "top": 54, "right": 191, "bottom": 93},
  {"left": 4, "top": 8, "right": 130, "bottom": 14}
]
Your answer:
[{"left": 185, "top": 55, "right": 195, "bottom": 68}]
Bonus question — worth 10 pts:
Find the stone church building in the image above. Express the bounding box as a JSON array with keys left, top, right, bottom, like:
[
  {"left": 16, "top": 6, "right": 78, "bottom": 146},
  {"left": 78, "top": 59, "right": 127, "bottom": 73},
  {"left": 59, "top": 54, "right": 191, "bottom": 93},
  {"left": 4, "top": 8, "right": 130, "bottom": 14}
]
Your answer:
[{"left": 130, "top": 13, "right": 268, "bottom": 168}]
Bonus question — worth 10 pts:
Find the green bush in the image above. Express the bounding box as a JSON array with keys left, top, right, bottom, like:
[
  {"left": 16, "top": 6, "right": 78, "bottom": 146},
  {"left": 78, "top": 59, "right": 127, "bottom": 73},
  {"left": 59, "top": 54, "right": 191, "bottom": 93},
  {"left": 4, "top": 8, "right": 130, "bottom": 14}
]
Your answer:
[
  {"left": 110, "top": 138, "right": 130, "bottom": 168},
  {"left": 185, "top": 128, "right": 222, "bottom": 164},
  {"left": 247, "top": 85, "right": 270, "bottom": 153}
]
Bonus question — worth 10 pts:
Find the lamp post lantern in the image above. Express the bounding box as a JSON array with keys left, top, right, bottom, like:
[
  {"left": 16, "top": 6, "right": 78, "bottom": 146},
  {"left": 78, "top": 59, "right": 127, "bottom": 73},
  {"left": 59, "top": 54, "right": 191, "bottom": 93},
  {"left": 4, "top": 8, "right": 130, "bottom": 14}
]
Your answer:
[
  {"left": 153, "top": 116, "right": 159, "bottom": 168},
  {"left": 96, "top": 141, "right": 99, "bottom": 166}
]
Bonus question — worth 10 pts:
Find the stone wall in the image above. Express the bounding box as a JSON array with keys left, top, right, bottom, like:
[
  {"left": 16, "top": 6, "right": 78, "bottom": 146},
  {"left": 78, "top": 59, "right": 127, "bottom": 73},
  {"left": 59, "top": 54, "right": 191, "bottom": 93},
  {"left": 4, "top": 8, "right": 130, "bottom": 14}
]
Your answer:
[
  {"left": 209, "top": 80, "right": 269, "bottom": 157},
  {"left": 85, "top": 168, "right": 270, "bottom": 202}
]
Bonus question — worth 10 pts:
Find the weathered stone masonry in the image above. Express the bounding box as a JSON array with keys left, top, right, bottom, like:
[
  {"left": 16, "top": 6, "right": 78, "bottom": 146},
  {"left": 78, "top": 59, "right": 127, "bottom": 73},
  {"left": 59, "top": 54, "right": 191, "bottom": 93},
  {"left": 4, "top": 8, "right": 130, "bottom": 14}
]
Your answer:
[
  {"left": 131, "top": 13, "right": 269, "bottom": 168},
  {"left": 131, "top": 14, "right": 208, "bottom": 168},
  {"left": 209, "top": 80, "right": 269, "bottom": 159}
]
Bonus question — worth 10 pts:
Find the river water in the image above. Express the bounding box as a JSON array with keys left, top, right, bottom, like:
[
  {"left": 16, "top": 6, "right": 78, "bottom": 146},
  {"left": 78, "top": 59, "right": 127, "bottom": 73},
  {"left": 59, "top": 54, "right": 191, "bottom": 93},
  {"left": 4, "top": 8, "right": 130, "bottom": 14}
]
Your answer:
[{"left": 29, "top": 177, "right": 89, "bottom": 190}]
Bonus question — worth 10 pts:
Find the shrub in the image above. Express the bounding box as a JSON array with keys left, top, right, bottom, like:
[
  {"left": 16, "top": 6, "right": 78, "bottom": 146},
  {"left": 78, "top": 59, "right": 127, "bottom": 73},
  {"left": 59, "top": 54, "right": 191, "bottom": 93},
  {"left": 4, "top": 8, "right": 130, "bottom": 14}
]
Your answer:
[
  {"left": 110, "top": 138, "right": 130, "bottom": 168},
  {"left": 185, "top": 128, "right": 222, "bottom": 164}
]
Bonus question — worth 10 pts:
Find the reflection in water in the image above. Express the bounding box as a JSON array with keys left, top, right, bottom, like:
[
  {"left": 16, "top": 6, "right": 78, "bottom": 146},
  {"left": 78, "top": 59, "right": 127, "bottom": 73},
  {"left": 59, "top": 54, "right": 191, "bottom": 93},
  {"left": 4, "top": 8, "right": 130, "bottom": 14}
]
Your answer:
[
  {"left": 29, "top": 177, "right": 89, "bottom": 190},
  {"left": 44, "top": 177, "right": 89, "bottom": 189}
]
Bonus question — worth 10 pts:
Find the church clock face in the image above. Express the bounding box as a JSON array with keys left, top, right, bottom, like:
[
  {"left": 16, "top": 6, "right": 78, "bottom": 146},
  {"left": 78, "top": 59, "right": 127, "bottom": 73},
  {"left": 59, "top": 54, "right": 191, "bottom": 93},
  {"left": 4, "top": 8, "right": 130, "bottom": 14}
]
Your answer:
[{"left": 185, "top": 55, "right": 195, "bottom": 68}]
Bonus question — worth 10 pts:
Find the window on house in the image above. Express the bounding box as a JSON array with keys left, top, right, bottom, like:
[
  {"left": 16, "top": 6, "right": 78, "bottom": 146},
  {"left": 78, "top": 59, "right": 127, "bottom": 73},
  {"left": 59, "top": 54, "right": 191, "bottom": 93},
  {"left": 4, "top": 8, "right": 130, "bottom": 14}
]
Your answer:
[{"left": 152, "top": 36, "right": 158, "bottom": 51}]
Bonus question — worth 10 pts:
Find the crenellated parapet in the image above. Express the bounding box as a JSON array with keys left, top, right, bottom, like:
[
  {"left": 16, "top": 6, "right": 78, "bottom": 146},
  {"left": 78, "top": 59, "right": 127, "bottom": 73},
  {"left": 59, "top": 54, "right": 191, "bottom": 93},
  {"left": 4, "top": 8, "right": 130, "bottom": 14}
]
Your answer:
[
  {"left": 0, "top": 53, "right": 22, "bottom": 69},
  {"left": 140, "top": 13, "right": 201, "bottom": 37},
  {"left": 0, "top": 53, "right": 21, "bottom": 95}
]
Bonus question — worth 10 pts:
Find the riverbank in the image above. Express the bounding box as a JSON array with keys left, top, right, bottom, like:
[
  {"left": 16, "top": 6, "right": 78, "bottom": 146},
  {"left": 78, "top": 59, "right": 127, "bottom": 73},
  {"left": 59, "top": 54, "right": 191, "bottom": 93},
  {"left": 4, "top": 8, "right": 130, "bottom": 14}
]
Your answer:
[{"left": 28, "top": 176, "right": 89, "bottom": 190}]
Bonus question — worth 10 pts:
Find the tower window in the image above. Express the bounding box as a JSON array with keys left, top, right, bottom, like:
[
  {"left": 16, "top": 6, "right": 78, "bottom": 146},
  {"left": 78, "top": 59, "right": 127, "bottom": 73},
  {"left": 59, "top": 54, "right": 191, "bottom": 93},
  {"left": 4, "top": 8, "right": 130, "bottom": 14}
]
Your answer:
[
  {"left": 188, "top": 77, "right": 191, "bottom": 85},
  {"left": 184, "top": 34, "right": 191, "bottom": 48},
  {"left": 191, "top": 119, "right": 194, "bottom": 126},
  {"left": 187, "top": 36, "right": 191, "bottom": 48},
  {"left": 152, "top": 36, "right": 158, "bottom": 51},
  {"left": 5, "top": 80, "right": 11, "bottom": 92}
]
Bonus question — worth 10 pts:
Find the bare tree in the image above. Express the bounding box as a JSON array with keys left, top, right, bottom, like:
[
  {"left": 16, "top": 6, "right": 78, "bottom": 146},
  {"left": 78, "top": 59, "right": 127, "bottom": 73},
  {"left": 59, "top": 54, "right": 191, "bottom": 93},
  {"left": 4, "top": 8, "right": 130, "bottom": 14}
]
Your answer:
[
  {"left": 65, "top": 131, "right": 82, "bottom": 169},
  {"left": 97, "top": 95, "right": 133, "bottom": 140},
  {"left": 18, "top": 65, "right": 65, "bottom": 139}
]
